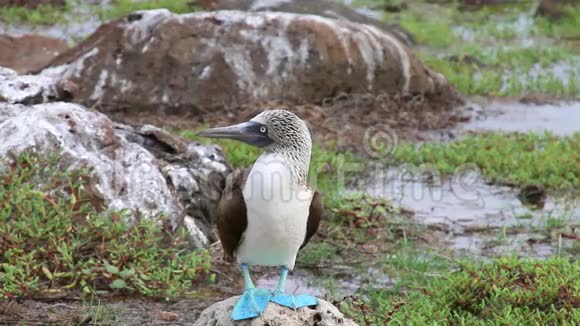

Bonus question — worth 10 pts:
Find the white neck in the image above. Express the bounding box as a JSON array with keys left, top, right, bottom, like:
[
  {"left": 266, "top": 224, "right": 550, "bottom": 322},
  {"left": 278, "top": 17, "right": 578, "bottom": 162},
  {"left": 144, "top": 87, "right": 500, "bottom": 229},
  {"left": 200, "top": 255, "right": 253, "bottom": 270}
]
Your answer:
[{"left": 260, "top": 147, "right": 311, "bottom": 186}]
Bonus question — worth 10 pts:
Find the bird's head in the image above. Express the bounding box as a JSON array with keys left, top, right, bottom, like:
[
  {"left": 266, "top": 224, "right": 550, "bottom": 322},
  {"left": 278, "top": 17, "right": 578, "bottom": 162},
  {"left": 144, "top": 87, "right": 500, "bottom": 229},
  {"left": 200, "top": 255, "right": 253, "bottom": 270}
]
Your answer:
[{"left": 197, "top": 110, "right": 312, "bottom": 153}]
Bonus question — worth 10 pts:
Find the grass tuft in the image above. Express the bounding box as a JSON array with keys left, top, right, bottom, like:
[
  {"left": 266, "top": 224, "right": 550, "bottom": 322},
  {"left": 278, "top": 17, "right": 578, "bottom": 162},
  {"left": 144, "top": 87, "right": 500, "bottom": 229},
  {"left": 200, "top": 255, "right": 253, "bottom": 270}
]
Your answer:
[
  {"left": 389, "top": 132, "right": 580, "bottom": 189},
  {"left": 0, "top": 3, "right": 69, "bottom": 25},
  {"left": 342, "top": 248, "right": 579, "bottom": 325},
  {"left": 0, "top": 153, "right": 210, "bottom": 299},
  {"left": 534, "top": 5, "right": 580, "bottom": 40},
  {"left": 97, "top": 0, "right": 197, "bottom": 21},
  {"left": 0, "top": 0, "right": 198, "bottom": 26}
]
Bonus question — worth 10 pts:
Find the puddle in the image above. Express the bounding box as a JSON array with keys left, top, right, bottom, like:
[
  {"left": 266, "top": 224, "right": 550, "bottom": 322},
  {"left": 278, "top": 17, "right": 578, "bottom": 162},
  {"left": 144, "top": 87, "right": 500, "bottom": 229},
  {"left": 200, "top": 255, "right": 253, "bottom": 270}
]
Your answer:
[
  {"left": 499, "top": 60, "right": 580, "bottom": 94},
  {"left": 454, "top": 12, "right": 535, "bottom": 43},
  {"left": 360, "top": 165, "right": 579, "bottom": 259},
  {"left": 256, "top": 267, "right": 393, "bottom": 298},
  {"left": 341, "top": 0, "right": 384, "bottom": 20},
  {"left": 0, "top": 0, "right": 109, "bottom": 42},
  {"left": 461, "top": 101, "right": 580, "bottom": 136}
]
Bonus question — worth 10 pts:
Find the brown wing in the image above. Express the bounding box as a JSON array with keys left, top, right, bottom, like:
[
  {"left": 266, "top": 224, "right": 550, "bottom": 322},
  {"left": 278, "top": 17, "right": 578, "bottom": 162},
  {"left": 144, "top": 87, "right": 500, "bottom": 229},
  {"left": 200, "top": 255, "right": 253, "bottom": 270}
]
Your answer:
[
  {"left": 300, "top": 191, "right": 323, "bottom": 250},
  {"left": 216, "top": 169, "right": 249, "bottom": 260}
]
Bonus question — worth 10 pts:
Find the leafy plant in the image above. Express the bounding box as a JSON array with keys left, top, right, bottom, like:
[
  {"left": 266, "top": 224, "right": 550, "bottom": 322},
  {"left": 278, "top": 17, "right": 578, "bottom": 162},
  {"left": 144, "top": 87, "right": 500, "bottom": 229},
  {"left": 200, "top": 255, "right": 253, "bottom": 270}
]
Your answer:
[
  {"left": 97, "top": 0, "right": 197, "bottom": 21},
  {"left": 341, "top": 248, "right": 580, "bottom": 325},
  {"left": 0, "top": 153, "right": 210, "bottom": 299},
  {"left": 388, "top": 132, "right": 580, "bottom": 189}
]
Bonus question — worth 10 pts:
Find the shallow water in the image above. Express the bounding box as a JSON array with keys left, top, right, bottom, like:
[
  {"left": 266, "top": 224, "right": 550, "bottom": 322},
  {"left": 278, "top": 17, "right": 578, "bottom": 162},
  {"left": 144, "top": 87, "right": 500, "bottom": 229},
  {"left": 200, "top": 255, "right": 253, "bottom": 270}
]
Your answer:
[
  {"left": 462, "top": 101, "right": 580, "bottom": 136},
  {"left": 361, "top": 100, "right": 580, "bottom": 259},
  {"left": 0, "top": 1, "right": 107, "bottom": 42},
  {"left": 361, "top": 165, "right": 578, "bottom": 258},
  {"left": 256, "top": 266, "right": 393, "bottom": 298}
]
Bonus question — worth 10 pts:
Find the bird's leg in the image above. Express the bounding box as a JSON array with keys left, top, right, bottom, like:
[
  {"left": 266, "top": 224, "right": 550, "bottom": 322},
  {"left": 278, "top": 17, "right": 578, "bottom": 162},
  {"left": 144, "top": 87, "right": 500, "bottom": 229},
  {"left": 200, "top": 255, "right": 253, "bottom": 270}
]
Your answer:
[
  {"left": 274, "top": 265, "right": 288, "bottom": 295},
  {"left": 231, "top": 263, "right": 272, "bottom": 321},
  {"left": 270, "top": 265, "right": 318, "bottom": 310}
]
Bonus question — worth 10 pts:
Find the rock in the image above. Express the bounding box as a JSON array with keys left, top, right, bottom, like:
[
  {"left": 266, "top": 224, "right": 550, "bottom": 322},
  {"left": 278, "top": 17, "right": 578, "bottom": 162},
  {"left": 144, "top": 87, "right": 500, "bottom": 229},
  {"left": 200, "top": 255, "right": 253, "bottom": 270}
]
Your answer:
[
  {"left": 192, "top": 0, "right": 413, "bottom": 45},
  {"left": 0, "top": 0, "right": 65, "bottom": 8},
  {"left": 0, "top": 34, "right": 69, "bottom": 74},
  {"left": 536, "top": 0, "right": 579, "bottom": 20},
  {"left": 0, "top": 69, "right": 229, "bottom": 247},
  {"left": 194, "top": 296, "right": 359, "bottom": 326},
  {"left": 43, "top": 10, "right": 455, "bottom": 118},
  {"left": 0, "top": 66, "right": 76, "bottom": 104}
]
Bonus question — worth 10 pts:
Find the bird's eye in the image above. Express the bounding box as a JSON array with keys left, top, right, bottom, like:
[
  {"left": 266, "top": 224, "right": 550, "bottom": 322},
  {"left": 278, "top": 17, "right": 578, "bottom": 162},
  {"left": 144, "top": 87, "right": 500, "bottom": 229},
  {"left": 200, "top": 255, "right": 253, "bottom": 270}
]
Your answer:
[{"left": 260, "top": 126, "right": 267, "bottom": 133}]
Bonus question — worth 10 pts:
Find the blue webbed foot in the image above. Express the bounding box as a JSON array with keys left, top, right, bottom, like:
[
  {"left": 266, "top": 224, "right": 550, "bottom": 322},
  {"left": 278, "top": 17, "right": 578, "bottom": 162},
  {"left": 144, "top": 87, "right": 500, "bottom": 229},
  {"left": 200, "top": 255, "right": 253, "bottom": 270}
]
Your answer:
[
  {"left": 271, "top": 291, "right": 318, "bottom": 310},
  {"left": 232, "top": 288, "right": 272, "bottom": 320}
]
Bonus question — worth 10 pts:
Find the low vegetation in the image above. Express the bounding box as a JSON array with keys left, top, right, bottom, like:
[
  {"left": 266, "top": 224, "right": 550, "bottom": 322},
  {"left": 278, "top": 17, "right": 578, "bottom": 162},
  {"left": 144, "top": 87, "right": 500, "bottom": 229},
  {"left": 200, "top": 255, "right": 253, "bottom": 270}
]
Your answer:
[
  {"left": 0, "top": 3, "right": 68, "bottom": 25},
  {"left": 97, "top": 0, "right": 197, "bottom": 21},
  {"left": 0, "top": 153, "right": 210, "bottom": 299},
  {"left": 0, "top": 0, "right": 197, "bottom": 26},
  {"left": 1, "top": 1, "right": 579, "bottom": 323},
  {"left": 342, "top": 252, "right": 579, "bottom": 325},
  {"left": 534, "top": 5, "right": 580, "bottom": 40},
  {"left": 388, "top": 132, "right": 580, "bottom": 189},
  {"left": 376, "top": 0, "right": 580, "bottom": 97}
]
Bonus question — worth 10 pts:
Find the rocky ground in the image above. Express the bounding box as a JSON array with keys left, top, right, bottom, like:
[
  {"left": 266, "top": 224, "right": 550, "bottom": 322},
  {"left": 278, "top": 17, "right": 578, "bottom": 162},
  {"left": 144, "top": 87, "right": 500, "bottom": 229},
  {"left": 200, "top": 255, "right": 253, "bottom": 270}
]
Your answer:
[{"left": 0, "top": 0, "right": 578, "bottom": 325}]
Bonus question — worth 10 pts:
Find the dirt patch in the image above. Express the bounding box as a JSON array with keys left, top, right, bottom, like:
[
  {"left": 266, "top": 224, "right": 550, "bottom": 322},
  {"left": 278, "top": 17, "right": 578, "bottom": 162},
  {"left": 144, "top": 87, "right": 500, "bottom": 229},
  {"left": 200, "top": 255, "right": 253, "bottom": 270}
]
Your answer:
[
  {"left": 0, "top": 34, "right": 68, "bottom": 74},
  {"left": 0, "top": 297, "right": 212, "bottom": 325},
  {"left": 108, "top": 91, "right": 466, "bottom": 151}
]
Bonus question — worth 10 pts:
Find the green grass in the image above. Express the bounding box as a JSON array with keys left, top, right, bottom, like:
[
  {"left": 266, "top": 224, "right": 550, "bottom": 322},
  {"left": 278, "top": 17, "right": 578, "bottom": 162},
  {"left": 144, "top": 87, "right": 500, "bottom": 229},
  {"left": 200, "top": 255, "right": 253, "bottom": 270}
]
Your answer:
[
  {"left": 372, "top": 0, "right": 580, "bottom": 97},
  {"left": 341, "top": 249, "right": 579, "bottom": 325},
  {"left": 0, "top": 153, "right": 210, "bottom": 299},
  {"left": 97, "top": 0, "right": 197, "bottom": 21},
  {"left": 297, "top": 242, "right": 338, "bottom": 266},
  {"left": 388, "top": 132, "right": 580, "bottom": 189},
  {"left": 0, "top": 0, "right": 197, "bottom": 26},
  {"left": 395, "top": 11, "right": 457, "bottom": 48},
  {"left": 0, "top": 3, "right": 69, "bottom": 25},
  {"left": 419, "top": 46, "right": 579, "bottom": 97},
  {"left": 535, "top": 5, "right": 580, "bottom": 40}
]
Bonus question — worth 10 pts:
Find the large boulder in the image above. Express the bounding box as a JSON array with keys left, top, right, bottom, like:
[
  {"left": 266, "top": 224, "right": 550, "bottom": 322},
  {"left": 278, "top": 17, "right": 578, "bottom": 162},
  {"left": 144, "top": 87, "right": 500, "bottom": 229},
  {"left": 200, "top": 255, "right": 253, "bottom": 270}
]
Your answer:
[
  {"left": 0, "top": 34, "right": 69, "bottom": 74},
  {"left": 0, "top": 68, "right": 229, "bottom": 248},
  {"left": 192, "top": 0, "right": 413, "bottom": 45},
  {"left": 41, "top": 10, "right": 456, "bottom": 119},
  {"left": 194, "top": 296, "right": 359, "bottom": 326}
]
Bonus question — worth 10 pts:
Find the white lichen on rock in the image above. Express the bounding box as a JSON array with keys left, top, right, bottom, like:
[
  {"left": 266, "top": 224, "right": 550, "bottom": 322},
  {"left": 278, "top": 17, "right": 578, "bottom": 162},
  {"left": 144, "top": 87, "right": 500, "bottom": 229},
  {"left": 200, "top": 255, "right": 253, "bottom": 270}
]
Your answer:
[
  {"left": 40, "top": 9, "right": 434, "bottom": 109},
  {"left": 0, "top": 67, "right": 59, "bottom": 104},
  {"left": 194, "top": 296, "right": 359, "bottom": 326},
  {"left": 0, "top": 72, "right": 230, "bottom": 248}
]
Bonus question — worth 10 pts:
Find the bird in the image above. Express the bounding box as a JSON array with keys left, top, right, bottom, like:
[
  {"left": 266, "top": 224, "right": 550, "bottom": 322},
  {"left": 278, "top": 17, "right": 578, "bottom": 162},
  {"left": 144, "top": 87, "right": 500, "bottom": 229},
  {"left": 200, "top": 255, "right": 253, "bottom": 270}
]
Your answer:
[{"left": 197, "top": 109, "right": 322, "bottom": 320}]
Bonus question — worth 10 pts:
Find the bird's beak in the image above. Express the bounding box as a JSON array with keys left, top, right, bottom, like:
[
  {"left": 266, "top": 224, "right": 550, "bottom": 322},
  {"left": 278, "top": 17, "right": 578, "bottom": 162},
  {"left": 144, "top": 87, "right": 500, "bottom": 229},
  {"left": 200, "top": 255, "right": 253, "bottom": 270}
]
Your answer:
[{"left": 196, "top": 121, "right": 273, "bottom": 148}]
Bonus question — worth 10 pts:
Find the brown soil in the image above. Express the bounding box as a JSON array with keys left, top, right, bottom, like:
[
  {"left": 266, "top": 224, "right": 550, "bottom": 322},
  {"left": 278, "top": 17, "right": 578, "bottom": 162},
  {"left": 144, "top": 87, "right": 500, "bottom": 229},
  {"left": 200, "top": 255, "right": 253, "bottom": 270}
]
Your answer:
[
  {"left": 0, "top": 244, "right": 235, "bottom": 325},
  {"left": 0, "top": 34, "right": 69, "bottom": 74},
  {"left": 106, "top": 91, "right": 466, "bottom": 152}
]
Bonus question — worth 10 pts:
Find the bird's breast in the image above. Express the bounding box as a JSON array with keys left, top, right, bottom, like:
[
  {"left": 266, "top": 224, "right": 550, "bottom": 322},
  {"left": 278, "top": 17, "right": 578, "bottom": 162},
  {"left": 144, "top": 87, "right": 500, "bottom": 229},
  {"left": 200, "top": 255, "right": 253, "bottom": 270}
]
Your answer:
[{"left": 238, "top": 153, "right": 312, "bottom": 268}]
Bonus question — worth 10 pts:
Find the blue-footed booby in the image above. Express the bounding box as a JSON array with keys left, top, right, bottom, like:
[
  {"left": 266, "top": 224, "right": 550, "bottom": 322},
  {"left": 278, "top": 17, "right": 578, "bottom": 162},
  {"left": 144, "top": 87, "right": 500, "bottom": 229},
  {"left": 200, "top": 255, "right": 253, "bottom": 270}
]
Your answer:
[{"left": 198, "top": 110, "right": 322, "bottom": 320}]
